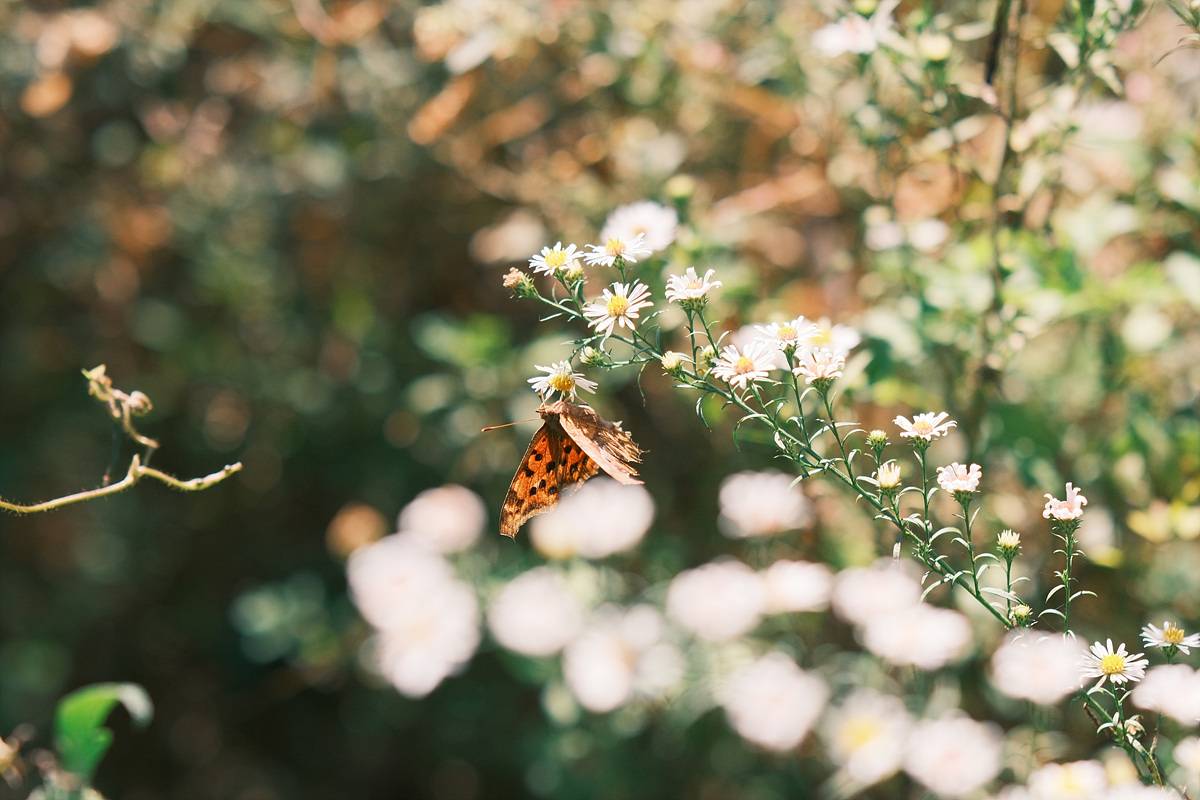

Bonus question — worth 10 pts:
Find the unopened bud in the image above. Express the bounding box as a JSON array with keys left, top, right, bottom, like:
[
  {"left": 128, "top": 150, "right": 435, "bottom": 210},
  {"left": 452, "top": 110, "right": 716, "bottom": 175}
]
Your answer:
[
  {"left": 1010, "top": 603, "right": 1032, "bottom": 626},
  {"left": 126, "top": 390, "right": 154, "bottom": 416},
  {"left": 996, "top": 529, "right": 1021, "bottom": 556}
]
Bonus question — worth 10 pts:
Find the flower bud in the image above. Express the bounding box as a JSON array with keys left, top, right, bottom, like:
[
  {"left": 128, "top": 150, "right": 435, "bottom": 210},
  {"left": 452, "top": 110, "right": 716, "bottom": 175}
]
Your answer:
[
  {"left": 866, "top": 429, "right": 889, "bottom": 451},
  {"left": 853, "top": 0, "right": 878, "bottom": 13},
  {"left": 660, "top": 350, "right": 688, "bottom": 374},
  {"left": 1010, "top": 603, "right": 1032, "bottom": 626},
  {"left": 1123, "top": 716, "right": 1145, "bottom": 739},
  {"left": 502, "top": 268, "right": 538, "bottom": 298},
  {"left": 996, "top": 529, "right": 1021, "bottom": 556},
  {"left": 918, "top": 32, "right": 953, "bottom": 62},
  {"left": 579, "top": 346, "right": 610, "bottom": 368},
  {"left": 666, "top": 174, "right": 696, "bottom": 203},
  {"left": 126, "top": 390, "right": 154, "bottom": 417},
  {"left": 876, "top": 460, "right": 902, "bottom": 493},
  {"left": 697, "top": 345, "right": 717, "bottom": 376}
]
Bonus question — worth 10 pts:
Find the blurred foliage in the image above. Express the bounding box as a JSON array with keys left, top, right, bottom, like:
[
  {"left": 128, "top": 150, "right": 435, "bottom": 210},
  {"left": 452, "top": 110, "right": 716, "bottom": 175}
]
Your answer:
[{"left": 1, "top": 0, "right": 1199, "bottom": 798}]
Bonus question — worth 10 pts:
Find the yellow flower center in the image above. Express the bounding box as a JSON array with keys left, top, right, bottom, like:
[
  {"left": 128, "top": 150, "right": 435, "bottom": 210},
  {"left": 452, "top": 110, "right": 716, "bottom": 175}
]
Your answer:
[
  {"left": 841, "top": 717, "right": 881, "bottom": 751},
  {"left": 1164, "top": 624, "right": 1186, "bottom": 645},
  {"left": 1100, "top": 653, "right": 1127, "bottom": 675},
  {"left": 605, "top": 237, "right": 625, "bottom": 256},
  {"left": 913, "top": 420, "right": 934, "bottom": 435},
  {"left": 545, "top": 249, "right": 568, "bottom": 269},
  {"left": 548, "top": 372, "right": 576, "bottom": 393},
  {"left": 734, "top": 355, "right": 756, "bottom": 374},
  {"left": 778, "top": 324, "right": 797, "bottom": 340},
  {"left": 606, "top": 294, "right": 630, "bottom": 317},
  {"left": 810, "top": 328, "right": 831, "bottom": 346}
]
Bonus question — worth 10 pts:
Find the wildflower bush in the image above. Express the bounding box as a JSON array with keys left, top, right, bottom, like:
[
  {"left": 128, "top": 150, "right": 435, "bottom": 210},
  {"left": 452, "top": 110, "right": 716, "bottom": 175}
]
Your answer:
[{"left": 3, "top": 0, "right": 1200, "bottom": 798}]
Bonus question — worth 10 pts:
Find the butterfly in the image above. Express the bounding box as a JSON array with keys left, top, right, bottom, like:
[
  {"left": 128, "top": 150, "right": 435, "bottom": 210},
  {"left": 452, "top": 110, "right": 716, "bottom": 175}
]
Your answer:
[{"left": 497, "top": 400, "right": 643, "bottom": 538}]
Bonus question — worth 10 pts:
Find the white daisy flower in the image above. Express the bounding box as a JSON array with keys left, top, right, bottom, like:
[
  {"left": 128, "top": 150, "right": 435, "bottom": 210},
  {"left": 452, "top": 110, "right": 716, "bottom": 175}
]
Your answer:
[
  {"left": 1081, "top": 639, "right": 1149, "bottom": 690},
  {"left": 583, "top": 281, "right": 654, "bottom": 337},
  {"left": 583, "top": 233, "right": 652, "bottom": 267},
  {"left": 894, "top": 411, "right": 956, "bottom": 441},
  {"left": 756, "top": 316, "right": 817, "bottom": 352},
  {"left": 528, "top": 242, "right": 581, "bottom": 276},
  {"left": 806, "top": 317, "right": 861, "bottom": 356},
  {"left": 936, "top": 462, "right": 982, "bottom": 494},
  {"left": 527, "top": 361, "right": 597, "bottom": 400},
  {"left": 1142, "top": 621, "right": 1200, "bottom": 654},
  {"left": 792, "top": 347, "right": 845, "bottom": 385},
  {"left": 711, "top": 340, "right": 777, "bottom": 391},
  {"left": 875, "top": 460, "right": 902, "bottom": 492},
  {"left": 1043, "top": 482, "right": 1088, "bottom": 521},
  {"left": 720, "top": 652, "right": 828, "bottom": 752},
  {"left": 665, "top": 267, "right": 722, "bottom": 305},
  {"left": 600, "top": 201, "right": 678, "bottom": 253}
]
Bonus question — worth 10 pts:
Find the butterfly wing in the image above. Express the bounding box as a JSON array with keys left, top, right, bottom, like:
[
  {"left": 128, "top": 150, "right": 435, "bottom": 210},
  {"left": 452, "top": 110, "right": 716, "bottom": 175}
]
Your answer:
[
  {"left": 557, "top": 403, "right": 643, "bottom": 486},
  {"left": 498, "top": 421, "right": 600, "bottom": 538}
]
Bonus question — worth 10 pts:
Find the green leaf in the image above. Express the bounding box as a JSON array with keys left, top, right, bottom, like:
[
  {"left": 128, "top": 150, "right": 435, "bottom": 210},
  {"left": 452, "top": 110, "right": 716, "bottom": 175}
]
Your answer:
[{"left": 56, "top": 683, "right": 153, "bottom": 782}]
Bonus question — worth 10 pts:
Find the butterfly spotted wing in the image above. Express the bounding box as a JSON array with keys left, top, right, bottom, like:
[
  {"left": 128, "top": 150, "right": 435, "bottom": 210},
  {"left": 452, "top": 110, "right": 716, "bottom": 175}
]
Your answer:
[
  {"left": 498, "top": 401, "right": 642, "bottom": 538},
  {"left": 553, "top": 401, "right": 642, "bottom": 486}
]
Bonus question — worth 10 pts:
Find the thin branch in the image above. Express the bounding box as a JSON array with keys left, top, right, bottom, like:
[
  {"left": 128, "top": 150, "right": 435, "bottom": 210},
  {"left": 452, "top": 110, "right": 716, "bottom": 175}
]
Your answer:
[{"left": 0, "top": 456, "right": 243, "bottom": 515}]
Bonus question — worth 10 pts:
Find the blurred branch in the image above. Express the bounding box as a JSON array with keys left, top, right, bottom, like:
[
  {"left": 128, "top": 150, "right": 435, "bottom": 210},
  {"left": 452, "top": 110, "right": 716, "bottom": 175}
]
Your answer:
[{"left": 0, "top": 365, "right": 242, "bottom": 516}]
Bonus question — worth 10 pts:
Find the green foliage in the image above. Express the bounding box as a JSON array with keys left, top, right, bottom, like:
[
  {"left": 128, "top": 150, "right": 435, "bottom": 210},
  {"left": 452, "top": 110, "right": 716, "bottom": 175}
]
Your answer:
[{"left": 55, "top": 683, "right": 152, "bottom": 784}]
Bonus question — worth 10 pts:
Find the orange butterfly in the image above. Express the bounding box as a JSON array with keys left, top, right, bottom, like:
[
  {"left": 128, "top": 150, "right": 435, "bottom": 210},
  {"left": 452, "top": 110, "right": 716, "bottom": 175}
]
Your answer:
[{"left": 495, "top": 400, "right": 643, "bottom": 538}]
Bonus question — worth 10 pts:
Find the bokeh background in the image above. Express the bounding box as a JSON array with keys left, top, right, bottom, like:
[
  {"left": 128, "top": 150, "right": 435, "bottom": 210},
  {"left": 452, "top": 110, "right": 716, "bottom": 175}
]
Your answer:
[{"left": 2, "top": 0, "right": 1199, "bottom": 798}]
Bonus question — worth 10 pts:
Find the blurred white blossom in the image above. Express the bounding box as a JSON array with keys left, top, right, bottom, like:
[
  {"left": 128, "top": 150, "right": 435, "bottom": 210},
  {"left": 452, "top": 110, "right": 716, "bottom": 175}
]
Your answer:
[
  {"left": 860, "top": 604, "right": 972, "bottom": 670},
  {"left": 720, "top": 652, "right": 828, "bottom": 752},
  {"left": 350, "top": 537, "right": 479, "bottom": 697},
  {"left": 806, "top": 318, "right": 861, "bottom": 356},
  {"left": 1131, "top": 665, "right": 1200, "bottom": 726},
  {"left": 718, "top": 470, "right": 812, "bottom": 539},
  {"left": 667, "top": 559, "right": 765, "bottom": 641},
  {"left": 487, "top": 567, "right": 584, "bottom": 657},
  {"left": 563, "top": 605, "right": 683, "bottom": 713},
  {"left": 904, "top": 715, "right": 1003, "bottom": 798},
  {"left": 990, "top": 632, "right": 1085, "bottom": 705},
  {"left": 822, "top": 689, "right": 912, "bottom": 788},
  {"left": 831, "top": 561, "right": 921, "bottom": 627},
  {"left": 1027, "top": 760, "right": 1108, "bottom": 799},
  {"left": 761, "top": 560, "right": 833, "bottom": 614},
  {"left": 396, "top": 484, "right": 486, "bottom": 553},
  {"left": 529, "top": 478, "right": 655, "bottom": 559},
  {"left": 600, "top": 201, "right": 678, "bottom": 253}
]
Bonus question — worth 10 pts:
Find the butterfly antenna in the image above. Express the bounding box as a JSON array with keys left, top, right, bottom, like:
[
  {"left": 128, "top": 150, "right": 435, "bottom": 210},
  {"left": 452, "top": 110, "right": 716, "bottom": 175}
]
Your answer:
[{"left": 480, "top": 418, "right": 539, "bottom": 433}]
